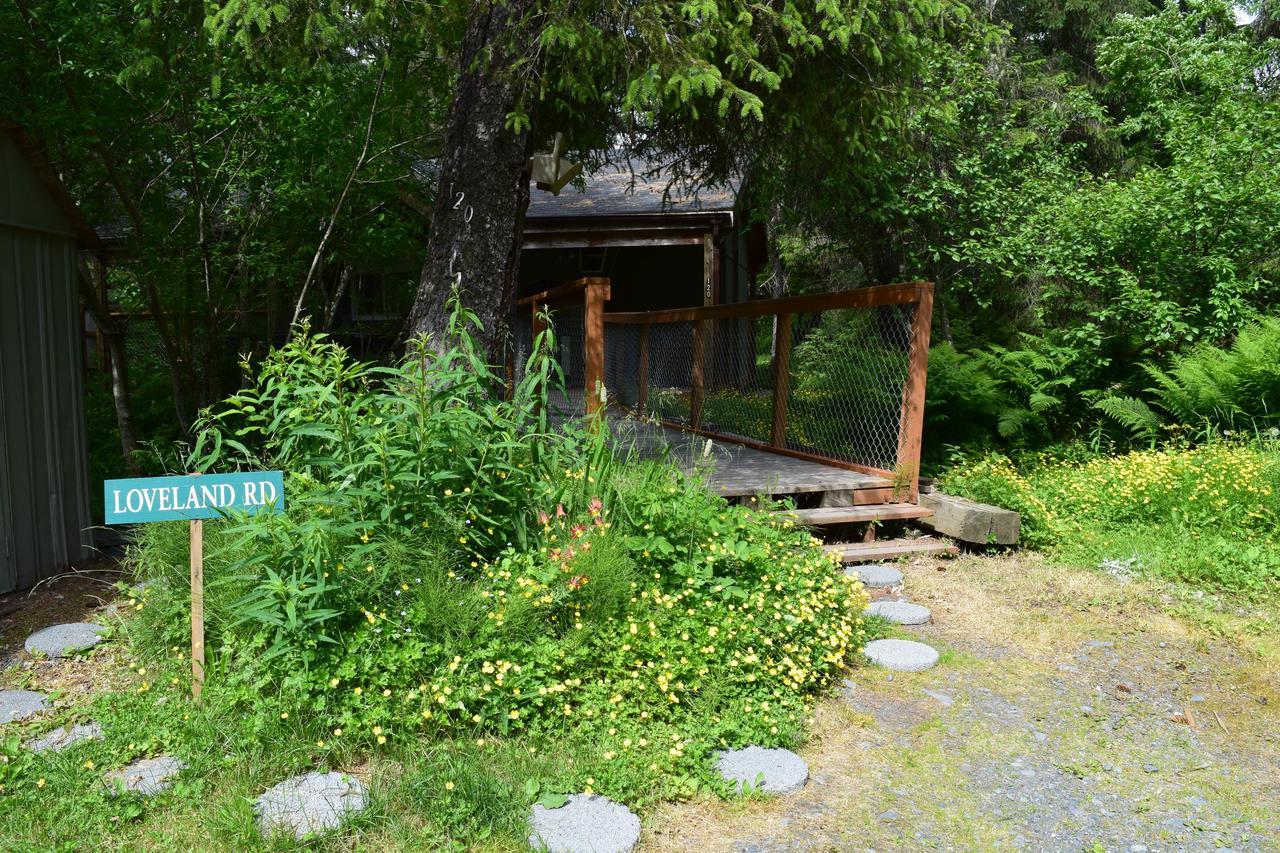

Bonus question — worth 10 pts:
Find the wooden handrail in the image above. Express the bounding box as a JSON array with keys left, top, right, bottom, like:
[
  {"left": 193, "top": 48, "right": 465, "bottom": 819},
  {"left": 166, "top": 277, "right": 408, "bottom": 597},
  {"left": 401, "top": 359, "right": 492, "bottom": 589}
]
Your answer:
[
  {"left": 602, "top": 281, "right": 931, "bottom": 325},
  {"left": 604, "top": 280, "right": 935, "bottom": 503},
  {"left": 517, "top": 276, "right": 611, "bottom": 308}
]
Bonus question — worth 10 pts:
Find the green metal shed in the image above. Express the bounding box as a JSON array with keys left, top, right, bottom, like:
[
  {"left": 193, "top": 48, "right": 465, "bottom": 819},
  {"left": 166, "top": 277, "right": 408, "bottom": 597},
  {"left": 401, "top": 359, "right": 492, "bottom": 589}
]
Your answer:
[{"left": 0, "top": 121, "right": 96, "bottom": 593}]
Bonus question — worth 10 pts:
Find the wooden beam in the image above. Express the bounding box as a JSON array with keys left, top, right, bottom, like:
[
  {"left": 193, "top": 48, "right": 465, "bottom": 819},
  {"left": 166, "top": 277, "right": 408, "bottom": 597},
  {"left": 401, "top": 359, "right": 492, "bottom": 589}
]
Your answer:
[
  {"left": 824, "top": 537, "right": 958, "bottom": 563},
  {"left": 896, "top": 283, "right": 934, "bottom": 502},
  {"left": 517, "top": 275, "right": 611, "bottom": 309},
  {"left": 918, "top": 491, "right": 1019, "bottom": 545},
  {"left": 770, "top": 312, "right": 792, "bottom": 448},
  {"left": 690, "top": 319, "right": 707, "bottom": 430},
  {"left": 603, "top": 281, "right": 931, "bottom": 324},
  {"left": 522, "top": 234, "right": 706, "bottom": 250},
  {"left": 584, "top": 279, "right": 607, "bottom": 419},
  {"left": 775, "top": 504, "right": 934, "bottom": 526}
]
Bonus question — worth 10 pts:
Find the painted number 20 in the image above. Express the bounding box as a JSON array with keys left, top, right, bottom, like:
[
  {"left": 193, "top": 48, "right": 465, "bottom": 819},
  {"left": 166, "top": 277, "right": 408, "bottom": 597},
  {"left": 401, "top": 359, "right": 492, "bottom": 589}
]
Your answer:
[{"left": 453, "top": 191, "right": 474, "bottom": 222}]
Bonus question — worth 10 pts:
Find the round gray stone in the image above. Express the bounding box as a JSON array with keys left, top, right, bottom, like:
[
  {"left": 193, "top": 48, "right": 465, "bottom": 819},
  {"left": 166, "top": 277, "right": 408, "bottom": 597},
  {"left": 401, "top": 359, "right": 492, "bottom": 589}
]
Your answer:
[
  {"left": 0, "top": 689, "right": 49, "bottom": 723},
  {"left": 527, "top": 793, "right": 641, "bottom": 853},
  {"left": 845, "top": 563, "right": 903, "bottom": 589},
  {"left": 255, "top": 771, "right": 367, "bottom": 840},
  {"left": 865, "top": 601, "right": 932, "bottom": 625},
  {"left": 25, "top": 721, "right": 103, "bottom": 753},
  {"left": 716, "top": 746, "right": 809, "bottom": 795},
  {"left": 864, "top": 639, "right": 940, "bottom": 672},
  {"left": 104, "top": 755, "right": 187, "bottom": 796},
  {"left": 25, "top": 623, "right": 106, "bottom": 658}
]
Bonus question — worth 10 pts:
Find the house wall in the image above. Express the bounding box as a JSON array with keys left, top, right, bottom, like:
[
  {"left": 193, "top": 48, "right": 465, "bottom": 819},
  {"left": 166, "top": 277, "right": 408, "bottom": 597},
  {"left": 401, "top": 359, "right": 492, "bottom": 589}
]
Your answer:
[
  {"left": 0, "top": 134, "right": 93, "bottom": 593},
  {"left": 518, "top": 227, "right": 764, "bottom": 405},
  {"left": 518, "top": 244, "right": 706, "bottom": 311}
]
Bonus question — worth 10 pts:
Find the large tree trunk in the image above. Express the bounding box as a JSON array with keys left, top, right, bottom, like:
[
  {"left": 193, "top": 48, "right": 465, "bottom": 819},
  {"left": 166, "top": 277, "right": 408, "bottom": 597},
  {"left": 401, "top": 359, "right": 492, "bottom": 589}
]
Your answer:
[
  {"left": 406, "top": 1, "right": 538, "bottom": 357},
  {"left": 77, "top": 257, "right": 141, "bottom": 474}
]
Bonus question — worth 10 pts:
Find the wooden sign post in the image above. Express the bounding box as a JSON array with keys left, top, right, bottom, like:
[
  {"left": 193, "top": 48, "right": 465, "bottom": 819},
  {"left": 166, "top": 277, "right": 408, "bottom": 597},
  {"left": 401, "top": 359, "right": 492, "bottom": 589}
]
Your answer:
[
  {"left": 104, "top": 470, "right": 285, "bottom": 700},
  {"left": 189, "top": 515, "right": 204, "bottom": 700}
]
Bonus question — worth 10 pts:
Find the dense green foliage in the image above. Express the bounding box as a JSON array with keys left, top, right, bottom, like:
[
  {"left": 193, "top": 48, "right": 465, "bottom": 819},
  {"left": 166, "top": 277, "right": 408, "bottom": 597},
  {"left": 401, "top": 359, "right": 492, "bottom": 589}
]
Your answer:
[
  {"left": 774, "top": 0, "right": 1278, "bottom": 456},
  {"left": 6, "top": 0, "right": 1277, "bottom": 474},
  {"left": 123, "top": 312, "right": 864, "bottom": 805},
  {"left": 1095, "top": 316, "right": 1280, "bottom": 439}
]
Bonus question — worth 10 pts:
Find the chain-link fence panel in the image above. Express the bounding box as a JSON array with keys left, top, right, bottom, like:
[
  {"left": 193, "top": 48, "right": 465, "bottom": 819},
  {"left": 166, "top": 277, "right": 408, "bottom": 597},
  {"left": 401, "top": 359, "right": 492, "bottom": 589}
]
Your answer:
[
  {"left": 603, "top": 295, "right": 925, "bottom": 476},
  {"left": 509, "top": 301, "right": 589, "bottom": 421}
]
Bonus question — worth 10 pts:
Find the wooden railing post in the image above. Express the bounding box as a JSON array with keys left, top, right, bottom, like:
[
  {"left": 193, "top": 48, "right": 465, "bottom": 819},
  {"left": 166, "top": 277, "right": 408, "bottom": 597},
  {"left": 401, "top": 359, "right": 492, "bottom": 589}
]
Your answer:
[
  {"left": 637, "top": 323, "right": 650, "bottom": 414},
  {"left": 690, "top": 319, "right": 708, "bottom": 430},
  {"left": 583, "top": 278, "right": 609, "bottom": 420},
  {"left": 897, "top": 284, "right": 934, "bottom": 502},
  {"left": 770, "top": 312, "right": 792, "bottom": 448}
]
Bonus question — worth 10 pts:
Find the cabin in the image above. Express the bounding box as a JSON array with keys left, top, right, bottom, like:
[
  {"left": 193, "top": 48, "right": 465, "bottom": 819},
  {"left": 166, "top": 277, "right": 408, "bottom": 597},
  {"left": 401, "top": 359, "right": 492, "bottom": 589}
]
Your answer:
[
  {"left": 0, "top": 121, "right": 96, "bottom": 593},
  {"left": 513, "top": 161, "right": 949, "bottom": 561},
  {"left": 518, "top": 159, "right": 759, "bottom": 312}
]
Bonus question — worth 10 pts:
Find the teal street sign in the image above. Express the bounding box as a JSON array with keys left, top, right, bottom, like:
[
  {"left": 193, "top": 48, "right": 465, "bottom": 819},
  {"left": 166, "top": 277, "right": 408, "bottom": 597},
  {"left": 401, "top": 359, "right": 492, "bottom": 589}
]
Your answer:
[{"left": 104, "top": 471, "right": 285, "bottom": 524}]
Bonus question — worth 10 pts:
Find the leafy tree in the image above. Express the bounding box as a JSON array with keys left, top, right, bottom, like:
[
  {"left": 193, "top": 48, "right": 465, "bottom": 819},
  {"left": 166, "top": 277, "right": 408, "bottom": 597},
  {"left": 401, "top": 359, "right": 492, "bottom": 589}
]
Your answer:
[
  {"left": 207, "top": 0, "right": 960, "bottom": 354},
  {"left": 1, "top": 0, "right": 438, "bottom": 429},
  {"left": 1021, "top": 0, "right": 1280, "bottom": 359}
]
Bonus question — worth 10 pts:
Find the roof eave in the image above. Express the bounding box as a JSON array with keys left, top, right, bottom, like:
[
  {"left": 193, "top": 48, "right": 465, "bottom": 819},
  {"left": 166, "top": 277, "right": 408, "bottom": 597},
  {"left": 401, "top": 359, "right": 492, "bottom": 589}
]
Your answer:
[{"left": 0, "top": 119, "right": 105, "bottom": 253}]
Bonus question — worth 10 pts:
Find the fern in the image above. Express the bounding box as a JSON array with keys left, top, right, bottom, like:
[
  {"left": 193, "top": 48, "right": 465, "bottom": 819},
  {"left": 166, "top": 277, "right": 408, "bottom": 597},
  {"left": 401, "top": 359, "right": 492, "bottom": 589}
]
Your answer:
[
  {"left": 1144, "top": 315, "right": 1280, "bottom": 429},
  {"left": 1093, "top": 395, "right": 1162, "bottom": 440}
]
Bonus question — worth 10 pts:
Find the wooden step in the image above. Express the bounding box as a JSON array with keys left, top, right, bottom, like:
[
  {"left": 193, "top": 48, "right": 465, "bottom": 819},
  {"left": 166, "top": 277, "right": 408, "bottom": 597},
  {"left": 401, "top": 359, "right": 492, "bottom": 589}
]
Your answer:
[
  {"left": 776, "top": 504, "right": 934, "bottom": 526},
  {"left": 824, "top": 537, "right": 959, "bottom": 563}
]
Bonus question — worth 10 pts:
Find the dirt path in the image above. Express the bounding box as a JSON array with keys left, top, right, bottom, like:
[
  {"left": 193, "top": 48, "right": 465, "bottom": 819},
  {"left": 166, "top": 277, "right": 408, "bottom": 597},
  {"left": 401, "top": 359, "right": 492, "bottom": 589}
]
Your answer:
[
  {"left": 0, "top": 562, "right": 123, "bottom": 666},
  {"left": 646, "top": 553, "right": 1280, "bottom": 852}
]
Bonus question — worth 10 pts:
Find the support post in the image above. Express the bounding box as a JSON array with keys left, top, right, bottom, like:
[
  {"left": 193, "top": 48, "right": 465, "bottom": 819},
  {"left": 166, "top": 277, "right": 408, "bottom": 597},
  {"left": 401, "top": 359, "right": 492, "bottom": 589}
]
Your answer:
[
  {"left": 190, "top": 517, "right": 205, "bottom": 701},
  {"left": 690, "top": 319, "right": 708, "bottom": 430},
  {"left": 770, "top": 312, "right": 792, "bottom": 448},
  {"left": 897, "top": 284, "right": 934, "bottom": 503},
  {"left": 583, "top": 278, "right": 608, "bottom": 420},
  {"left": 637, "top": 323, "right": 650, "bottom": 414},
  {"left": 702, "top": 232, "right": 715, "bottom": 306}
]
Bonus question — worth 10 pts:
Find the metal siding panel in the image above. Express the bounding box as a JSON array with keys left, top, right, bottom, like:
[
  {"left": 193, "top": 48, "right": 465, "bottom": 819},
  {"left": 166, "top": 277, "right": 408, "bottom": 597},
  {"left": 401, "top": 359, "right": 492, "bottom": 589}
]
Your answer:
[
  {"left": 50, "top": 241, "right": 91, "bottom": 560},
  {"left": 0, "top": 229, "right": 16, "bottom": 592},
  {"left": 36, "top": 235, "right": 70, "bottom": 568},
  {"left": 63, "top": 245, "right": 93, "bottom": 560},
  {"left": 12, "top": 232, "right": 53, "bottom": 588},
  {"left": 0, "top": 229, "right": 92, "bottom": 593}
]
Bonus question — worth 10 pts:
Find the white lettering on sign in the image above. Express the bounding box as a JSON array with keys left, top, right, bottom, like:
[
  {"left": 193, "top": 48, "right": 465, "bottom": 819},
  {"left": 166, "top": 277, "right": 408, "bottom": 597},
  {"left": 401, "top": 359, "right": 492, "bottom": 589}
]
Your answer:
[{"left": 112, "top": 483, "right": 245, "bottom": 515}]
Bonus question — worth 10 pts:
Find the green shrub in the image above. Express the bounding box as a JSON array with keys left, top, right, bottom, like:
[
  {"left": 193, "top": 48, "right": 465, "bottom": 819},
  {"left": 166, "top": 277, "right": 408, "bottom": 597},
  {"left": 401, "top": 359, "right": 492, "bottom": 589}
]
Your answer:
[
  {"left": 123, "top": 305, "right": 866, "bottom": 809},
  {"left": 922, "top": 343, "right": 1007, "bottom": 463}
]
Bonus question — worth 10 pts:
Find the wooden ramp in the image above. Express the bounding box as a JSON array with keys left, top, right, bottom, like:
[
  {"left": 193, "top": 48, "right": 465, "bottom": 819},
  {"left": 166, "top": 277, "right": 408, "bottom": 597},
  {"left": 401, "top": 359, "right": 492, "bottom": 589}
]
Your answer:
[
  {"left": 609, "top": 419, "right": 890, "bottom": 497},
  {"left": 608, "top": 416, "right": 957, "bottom": 562}
]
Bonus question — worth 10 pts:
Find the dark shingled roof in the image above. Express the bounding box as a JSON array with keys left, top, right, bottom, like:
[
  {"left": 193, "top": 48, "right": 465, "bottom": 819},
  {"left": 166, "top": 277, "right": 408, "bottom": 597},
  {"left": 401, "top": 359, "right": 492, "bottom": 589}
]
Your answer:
[{"left": 527, "top": 159, "right": 738, "bottom": 220}]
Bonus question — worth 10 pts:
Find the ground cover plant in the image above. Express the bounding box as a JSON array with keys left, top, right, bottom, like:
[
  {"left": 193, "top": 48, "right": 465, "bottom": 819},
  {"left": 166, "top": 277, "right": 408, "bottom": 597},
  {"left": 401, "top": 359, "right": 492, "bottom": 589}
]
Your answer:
[
  {"left": 0, "top": 308, "right": 868, "bottom": 848},
  {"left": 941, "top": 438, "right": 1280, "bottom": 594}
]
